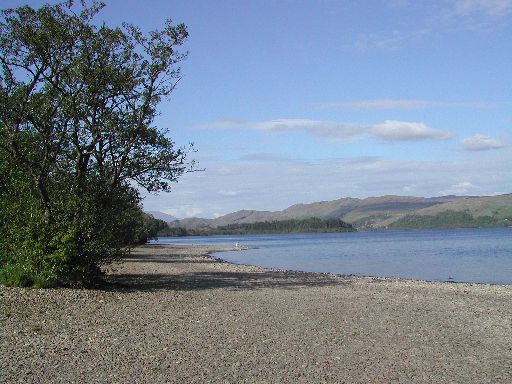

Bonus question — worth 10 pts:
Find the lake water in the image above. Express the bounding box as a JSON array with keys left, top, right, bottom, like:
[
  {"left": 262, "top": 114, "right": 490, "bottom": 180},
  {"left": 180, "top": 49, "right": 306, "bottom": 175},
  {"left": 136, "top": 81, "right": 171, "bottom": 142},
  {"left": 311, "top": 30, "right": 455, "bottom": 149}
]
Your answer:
[{"left": 152, "top": 227, "right": 512, "bottom": 284}]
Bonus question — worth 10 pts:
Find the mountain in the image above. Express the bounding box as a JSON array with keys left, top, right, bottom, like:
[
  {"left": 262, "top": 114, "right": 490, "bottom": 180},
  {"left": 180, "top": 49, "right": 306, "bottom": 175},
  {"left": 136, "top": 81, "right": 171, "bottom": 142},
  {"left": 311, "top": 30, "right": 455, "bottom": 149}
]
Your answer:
[
  {"left": 280, "top": 195, "right": 451, "bottom": 228},
  {"left": 167, "top": 194, "right": 512, "bottom": 230},
  {"left": 168, "top": 217, "right": 213, "bottom": 228},
  {"left": 412, "top": 194, "right": 512, "bottom": 218},
  {"left": 146, "top": 211, "right": 178, "bottom": 222},
  {"left": 385, "top": 194, "right": 512, "bottom": 229}
]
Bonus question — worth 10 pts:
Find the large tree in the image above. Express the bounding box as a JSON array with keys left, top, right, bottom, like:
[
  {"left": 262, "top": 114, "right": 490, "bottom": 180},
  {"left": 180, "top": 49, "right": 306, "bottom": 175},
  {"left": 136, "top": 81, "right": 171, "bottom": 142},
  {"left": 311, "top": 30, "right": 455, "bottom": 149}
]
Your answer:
[{"left": 0, "top": 1, "right": 194, "bottom": 286}]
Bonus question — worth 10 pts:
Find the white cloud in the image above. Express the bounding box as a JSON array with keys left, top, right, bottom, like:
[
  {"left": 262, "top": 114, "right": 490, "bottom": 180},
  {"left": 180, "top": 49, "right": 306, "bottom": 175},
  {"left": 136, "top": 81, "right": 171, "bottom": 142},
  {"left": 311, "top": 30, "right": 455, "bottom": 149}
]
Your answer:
[
  {"left": 353, "top": 28, "right": 431, "bottom": 51},
  {"left": 201, "top": 119, "right": 452, "bottom": 142},
  {"left": 441, "top": 0, "right": 512, "bottom": 31},
  {"left": 311, "top": 99, "right": 509, "bottom": 110},
  {"left": 313, "top": 99, "right": 437, "bottom": 109},
  {"left": 453, "top": 0, "right": 512, "bottom": 17},
  {"left": 239, "top": 153, "right": 299, "bottom": 163},
  {"left": 372, "top": 120, "right": 452, "bottom": 141},
  {"left": 164, "top": 206, "right": 204, "bottom": 219},
  {"left": 350, "top": 1, "right": 512, "bottom": 53},
  {"left": 218, "top": 190, "right": 239, "bottom": 197},
  {"left": 439, "top": 181, "right": 479, "bottom": 195},
  {"left": 461, "top": 134, "right": 506, "bottom": 151}
]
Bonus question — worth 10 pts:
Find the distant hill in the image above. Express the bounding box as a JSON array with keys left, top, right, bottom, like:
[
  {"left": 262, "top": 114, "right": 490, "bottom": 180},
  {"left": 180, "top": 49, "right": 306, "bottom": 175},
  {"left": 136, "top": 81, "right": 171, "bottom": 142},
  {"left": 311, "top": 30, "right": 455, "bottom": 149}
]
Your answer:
[
  {"left": 386, "top": 194, "right": 512, "bottom": 229},
  {"left": 165, "top": 194, "right": 512, "bottom": 231},
  {"left": 146, "top": 211, "right": 177, "bottom": 222}
]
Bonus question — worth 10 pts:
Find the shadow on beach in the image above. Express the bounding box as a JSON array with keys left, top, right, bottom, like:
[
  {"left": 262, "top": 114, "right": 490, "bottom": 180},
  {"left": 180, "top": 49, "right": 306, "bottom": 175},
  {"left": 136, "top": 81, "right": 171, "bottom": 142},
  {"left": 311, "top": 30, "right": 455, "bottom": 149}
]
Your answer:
[
  {"left": 102, "top": 252, "right": 350, "bottom": 292},
  {"left": 104, "top": 270, "right": 349, "bottom": 292},
  {"left": 116, "top": 256, "right": 215, "bottom": 264}
]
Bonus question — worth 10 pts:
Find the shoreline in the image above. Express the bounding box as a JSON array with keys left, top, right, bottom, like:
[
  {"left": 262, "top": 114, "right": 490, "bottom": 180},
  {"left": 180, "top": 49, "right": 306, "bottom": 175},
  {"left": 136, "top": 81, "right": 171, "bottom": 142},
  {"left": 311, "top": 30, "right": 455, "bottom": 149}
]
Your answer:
[
  {"left": 190, "top": 243, "right": 511, "bottom": 288},
  {"left": 2, "top": 243, "right": 512, "bottom": 383}
]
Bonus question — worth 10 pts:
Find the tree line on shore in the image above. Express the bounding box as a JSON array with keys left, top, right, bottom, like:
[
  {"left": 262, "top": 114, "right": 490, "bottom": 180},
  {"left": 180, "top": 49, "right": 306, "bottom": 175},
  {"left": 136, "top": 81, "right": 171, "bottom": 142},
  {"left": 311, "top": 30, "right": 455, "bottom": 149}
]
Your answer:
[
  {"left": 387, "top": 210, "right": 510, "bottom": 230},
  {"left": 159, "top": 217, "right": 356, "bottom": 237},
  {"left": 0, "top": 2, "right": 193, "bottom": 287}
]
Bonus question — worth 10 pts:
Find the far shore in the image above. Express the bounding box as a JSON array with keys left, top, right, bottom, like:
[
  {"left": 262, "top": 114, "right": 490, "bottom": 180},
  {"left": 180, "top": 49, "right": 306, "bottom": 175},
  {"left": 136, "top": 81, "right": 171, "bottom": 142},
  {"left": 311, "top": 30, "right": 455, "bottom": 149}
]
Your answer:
[{"left": 2, "top": 244, "right": 512, "bottom": 383}]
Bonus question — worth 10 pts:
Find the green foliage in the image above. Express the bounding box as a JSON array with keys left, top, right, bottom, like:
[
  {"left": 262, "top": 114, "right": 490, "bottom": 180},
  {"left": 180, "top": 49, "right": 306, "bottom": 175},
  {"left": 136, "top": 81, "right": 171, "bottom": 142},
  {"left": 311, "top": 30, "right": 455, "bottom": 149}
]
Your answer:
[
  {"left": 162, "top": 226, "right": 189, "bottom": 237},
  {"left": 140, "top": 215, "right": 169, "bottom": 243},
  {"left": 161, "top": 217, "right": 355, "bottom": 237},
  {"left": 388, "top": 210, "right": 510, "bottom": 230},
  {"left": 0, "top": 1, "right": 192, "bottom": 287},
  {"left": 0, "top": 151, "right": 62, "bottom": 287},
  {"left": 0, "top": 150, "right": 167, "bottom": 286}
]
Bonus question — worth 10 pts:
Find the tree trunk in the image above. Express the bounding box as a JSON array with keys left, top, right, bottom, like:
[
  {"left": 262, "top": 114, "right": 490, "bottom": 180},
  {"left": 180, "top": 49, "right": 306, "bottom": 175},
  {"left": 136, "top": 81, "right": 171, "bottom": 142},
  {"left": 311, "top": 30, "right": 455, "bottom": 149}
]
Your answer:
[{"left": 36, "top": 176, "right": 53, "bottom": 226}]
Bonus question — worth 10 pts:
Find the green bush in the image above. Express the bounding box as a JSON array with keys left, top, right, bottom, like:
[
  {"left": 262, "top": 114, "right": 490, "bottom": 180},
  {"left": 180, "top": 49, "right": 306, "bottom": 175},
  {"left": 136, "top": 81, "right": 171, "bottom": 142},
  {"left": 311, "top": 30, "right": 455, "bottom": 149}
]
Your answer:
[{"left": 0, "top": 156, "right": 151, "bottom": 287}]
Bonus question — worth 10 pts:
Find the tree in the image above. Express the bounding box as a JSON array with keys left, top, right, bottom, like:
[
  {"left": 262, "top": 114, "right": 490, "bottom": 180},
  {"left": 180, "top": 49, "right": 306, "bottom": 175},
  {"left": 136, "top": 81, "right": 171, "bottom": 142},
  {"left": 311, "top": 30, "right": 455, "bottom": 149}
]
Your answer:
[{"left": 0, "top": 1, "right": 194, "bottom": 286}]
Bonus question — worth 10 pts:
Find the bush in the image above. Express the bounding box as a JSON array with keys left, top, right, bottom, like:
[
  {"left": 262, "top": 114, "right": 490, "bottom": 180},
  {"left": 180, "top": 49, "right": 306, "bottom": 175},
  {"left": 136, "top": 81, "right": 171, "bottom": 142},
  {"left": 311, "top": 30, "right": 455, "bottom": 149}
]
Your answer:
[{"left": 0, "top": 156, "right": 151, "bottom": 287}]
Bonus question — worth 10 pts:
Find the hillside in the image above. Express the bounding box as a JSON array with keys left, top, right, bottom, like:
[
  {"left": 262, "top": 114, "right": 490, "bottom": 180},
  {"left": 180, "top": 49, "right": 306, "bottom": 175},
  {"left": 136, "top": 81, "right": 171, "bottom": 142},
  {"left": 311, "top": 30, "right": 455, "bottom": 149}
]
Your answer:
[
  {"left": 413, "top": 194, "right": 512, "bottom": 218},
  {"left": 156, "top": 194, "right": 512, "bottom": 231},
  {"left": 385, "top": 194, "right": 512, "bottom": 229},
  {"left": 281, "top": 195, "right": 460, "bottom": 228},
  {"left": 146, "top": 211, "right": 177, "bottom": 222}
]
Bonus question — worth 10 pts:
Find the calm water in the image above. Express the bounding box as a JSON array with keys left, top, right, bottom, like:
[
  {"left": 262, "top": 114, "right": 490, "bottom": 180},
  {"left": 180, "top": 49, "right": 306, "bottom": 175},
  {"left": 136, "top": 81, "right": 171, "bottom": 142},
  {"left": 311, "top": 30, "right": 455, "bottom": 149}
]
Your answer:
[{"left": 152, "top": 227, "right": 512, "bottom": 284}]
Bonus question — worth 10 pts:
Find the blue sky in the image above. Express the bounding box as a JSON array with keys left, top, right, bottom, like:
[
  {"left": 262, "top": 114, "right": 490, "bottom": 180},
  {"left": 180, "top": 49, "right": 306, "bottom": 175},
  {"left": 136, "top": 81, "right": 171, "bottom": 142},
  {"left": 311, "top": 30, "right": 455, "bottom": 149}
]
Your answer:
[{"left": 6, "top": 0, "right": 512, "bottom": 218}]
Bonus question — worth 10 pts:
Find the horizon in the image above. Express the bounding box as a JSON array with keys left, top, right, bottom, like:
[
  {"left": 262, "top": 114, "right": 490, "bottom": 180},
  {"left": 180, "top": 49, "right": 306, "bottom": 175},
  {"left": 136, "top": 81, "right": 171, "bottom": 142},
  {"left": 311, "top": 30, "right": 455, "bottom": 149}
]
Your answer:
[{"left": 7, "top": 0, "right": 512, "bottom": 219}]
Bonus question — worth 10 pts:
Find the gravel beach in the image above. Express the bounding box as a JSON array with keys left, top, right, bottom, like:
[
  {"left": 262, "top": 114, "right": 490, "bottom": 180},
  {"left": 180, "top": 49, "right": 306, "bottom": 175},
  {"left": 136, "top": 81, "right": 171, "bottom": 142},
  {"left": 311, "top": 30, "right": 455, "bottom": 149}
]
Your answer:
[{"left": 2, "top": 244, "right": 512, "bottom": 383}]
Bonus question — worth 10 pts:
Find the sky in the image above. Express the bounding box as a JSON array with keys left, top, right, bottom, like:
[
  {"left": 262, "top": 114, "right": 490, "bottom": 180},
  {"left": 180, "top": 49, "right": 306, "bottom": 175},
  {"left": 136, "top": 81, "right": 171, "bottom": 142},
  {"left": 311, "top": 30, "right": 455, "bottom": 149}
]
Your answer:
[{"left": 5, "top": 0, "right": 512, "bottom": 218}]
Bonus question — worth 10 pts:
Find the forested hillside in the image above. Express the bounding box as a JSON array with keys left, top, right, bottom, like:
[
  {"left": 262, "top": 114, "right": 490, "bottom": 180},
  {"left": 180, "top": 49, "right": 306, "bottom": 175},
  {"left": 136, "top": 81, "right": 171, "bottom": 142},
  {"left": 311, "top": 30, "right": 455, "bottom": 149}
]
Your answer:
[{"left": 159, "top": 218, "right": 355, "bottom": 236}]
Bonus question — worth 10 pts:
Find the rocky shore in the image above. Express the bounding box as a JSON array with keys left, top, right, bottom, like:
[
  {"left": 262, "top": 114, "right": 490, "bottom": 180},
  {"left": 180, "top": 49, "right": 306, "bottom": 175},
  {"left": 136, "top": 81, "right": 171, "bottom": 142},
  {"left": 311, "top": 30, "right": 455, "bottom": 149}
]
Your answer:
[{"left": 2, "top": 244, "right": 512, "bottom": 383}]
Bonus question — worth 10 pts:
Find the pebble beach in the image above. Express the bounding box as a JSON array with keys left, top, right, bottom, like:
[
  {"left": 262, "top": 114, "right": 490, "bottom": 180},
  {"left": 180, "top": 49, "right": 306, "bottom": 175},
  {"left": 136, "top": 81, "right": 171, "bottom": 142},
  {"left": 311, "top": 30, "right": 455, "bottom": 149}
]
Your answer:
[{"left": 2, "top": 244, "right": 512, "bottom": 383}]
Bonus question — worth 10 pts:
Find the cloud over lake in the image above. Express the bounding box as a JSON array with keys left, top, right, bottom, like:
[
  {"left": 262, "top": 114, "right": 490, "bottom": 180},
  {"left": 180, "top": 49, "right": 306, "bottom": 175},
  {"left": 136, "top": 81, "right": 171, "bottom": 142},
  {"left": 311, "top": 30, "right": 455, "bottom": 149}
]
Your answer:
[{"left": 201, "top": 119, "right": 452, "bottom": 142}]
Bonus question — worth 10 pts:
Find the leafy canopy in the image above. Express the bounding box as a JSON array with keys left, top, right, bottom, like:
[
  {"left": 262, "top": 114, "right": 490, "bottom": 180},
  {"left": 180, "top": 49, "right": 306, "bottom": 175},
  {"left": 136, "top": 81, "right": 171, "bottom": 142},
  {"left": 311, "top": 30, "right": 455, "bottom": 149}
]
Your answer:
[{"left": 0, "top": 1, "right": 193, "bottom": 286}]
